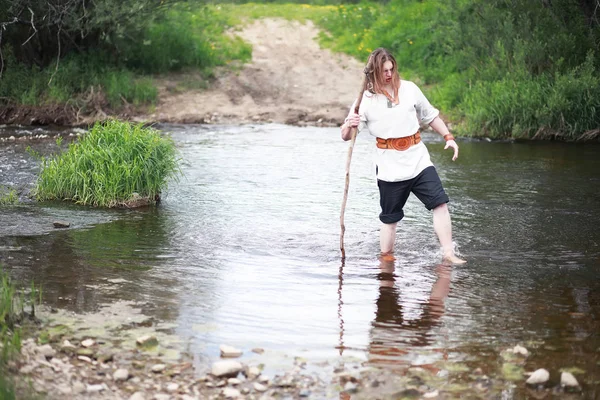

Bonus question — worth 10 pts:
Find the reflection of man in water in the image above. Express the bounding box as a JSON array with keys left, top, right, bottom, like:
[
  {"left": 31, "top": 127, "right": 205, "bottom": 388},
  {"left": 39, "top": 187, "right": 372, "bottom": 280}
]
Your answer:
[{"left": 368, "top": 258, "right": 451, "bottom": 368}]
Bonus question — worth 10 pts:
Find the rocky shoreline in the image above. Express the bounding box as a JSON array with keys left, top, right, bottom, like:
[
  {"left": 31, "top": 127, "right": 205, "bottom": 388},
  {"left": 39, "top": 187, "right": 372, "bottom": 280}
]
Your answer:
[{"left": 3, "top": 302, "right": 589, "bottom": 400}]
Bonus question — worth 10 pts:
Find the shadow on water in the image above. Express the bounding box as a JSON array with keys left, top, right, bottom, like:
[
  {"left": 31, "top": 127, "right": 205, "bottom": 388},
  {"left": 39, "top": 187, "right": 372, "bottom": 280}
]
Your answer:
[{"left": 1, "top": 124, "right": 600, "bottom": 397}]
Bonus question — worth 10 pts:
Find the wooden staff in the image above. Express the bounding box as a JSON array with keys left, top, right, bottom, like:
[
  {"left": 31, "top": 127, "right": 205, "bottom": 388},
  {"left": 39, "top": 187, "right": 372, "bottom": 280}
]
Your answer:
[{"left": 340, "top": 102, "right": 362, "bottom": 260}]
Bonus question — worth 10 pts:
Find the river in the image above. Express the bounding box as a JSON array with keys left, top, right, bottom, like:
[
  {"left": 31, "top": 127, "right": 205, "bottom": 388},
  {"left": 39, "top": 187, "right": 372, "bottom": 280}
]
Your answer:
[{"left": 1, "top": 124, "right": 599, "bottom": 398}]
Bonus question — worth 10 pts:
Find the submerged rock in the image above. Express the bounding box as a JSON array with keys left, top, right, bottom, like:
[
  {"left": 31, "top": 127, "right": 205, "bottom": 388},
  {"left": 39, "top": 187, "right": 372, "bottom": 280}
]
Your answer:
[
  {"left": 526, "top": 368, "right": 550, "bottom": 385},
  {"left": 560, "top": 372, "right": 580, "bottom": 388},
  {"left": 220, "top": 344, "right": 243, "bottom": 358},
  {"left": 136, "top": 335, "right": 158, "bottom": 348},
  {"left": 512, "top": 345, "right": 529, "bottom": 356}
]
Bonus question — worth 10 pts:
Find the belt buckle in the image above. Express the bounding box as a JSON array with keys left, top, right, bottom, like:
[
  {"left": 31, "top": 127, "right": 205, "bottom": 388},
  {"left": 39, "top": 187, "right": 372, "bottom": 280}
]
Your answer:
[{"left": 390, "top": 137, "right": 411, "bottom": 151}]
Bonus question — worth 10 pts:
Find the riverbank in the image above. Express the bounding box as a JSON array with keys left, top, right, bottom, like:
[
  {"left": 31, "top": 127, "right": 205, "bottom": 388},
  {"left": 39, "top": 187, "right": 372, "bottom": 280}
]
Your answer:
[
  {"left": 0, "top": 18, "right": 362, "bottom": 129},
  {"left": 5, "top": 303, "right": 588, "bottom": 400}
]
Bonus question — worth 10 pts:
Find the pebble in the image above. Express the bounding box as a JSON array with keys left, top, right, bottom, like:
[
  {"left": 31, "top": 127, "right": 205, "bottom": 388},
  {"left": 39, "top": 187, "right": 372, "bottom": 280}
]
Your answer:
[
  {"left": 561, "top": 372, "right": 579, "bottom": 387},
  {"left": 424, "top": 390, "right": 440, "bottom": 398},
  {"left": 37, "top": 344, "right": 57, "bottom": 358},
  {"left": 72, "top": 381, "right": 86, "bottom": 394},
  {"left": 343, "top": 381, "right": 358, "bottom": 393},
  {"left": 512, "top": 345, "right": 529, "bottom": 356},
  {"left": 211, "top": 360, "right": 243, "bottom": 378},
  {"left": 253, "top": 382, "right": 267, "bottom": 392},
  {"left": 151, "top": 364, "right": 166, "bottom": 373},
  {"left": 136, "top": 335, "right": 159, "bottom": 348},
  {"left": 114, "top": 368, "right": 130, "bottom": 381},
  {"left": 81, "top": 339, "right": 95, "bottom": 348},
  {"left": 222, "top": 387, "right": 241, "bottom": 398},
  {"left": 129, "top": 393, "right": 146, "bottom": 400},
  {"left": 86, "top": 383, "right": 105, "bottom": 392},
  {"left": 19, "top": 365, "right": 35, "bottom": 374},
  {"left": 166, "top": 383, "right": 179, "bottom": 392},
  {"left": 246, "top": 366, "right": 261, "bottom": 379},
  {"left": 526, "top": 368, "right": 550, "bottom": 385},
  {"left": 220, "top": 344, "right": 243, "bottom": 358},
  {"left": 227, "top": 378, "right": 241, "bottom": 385}
]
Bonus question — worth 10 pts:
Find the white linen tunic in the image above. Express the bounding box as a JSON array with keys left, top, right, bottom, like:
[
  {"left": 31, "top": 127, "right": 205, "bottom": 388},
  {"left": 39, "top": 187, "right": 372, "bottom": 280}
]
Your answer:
[{"left": 350, "top": 80, "right": 440, "bottom": 182}]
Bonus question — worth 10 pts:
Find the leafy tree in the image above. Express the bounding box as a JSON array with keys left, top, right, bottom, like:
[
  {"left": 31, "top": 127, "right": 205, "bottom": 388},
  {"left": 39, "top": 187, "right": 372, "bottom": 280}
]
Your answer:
[{"left": 0, "top": 0, "right": 187, "bottom": 75}]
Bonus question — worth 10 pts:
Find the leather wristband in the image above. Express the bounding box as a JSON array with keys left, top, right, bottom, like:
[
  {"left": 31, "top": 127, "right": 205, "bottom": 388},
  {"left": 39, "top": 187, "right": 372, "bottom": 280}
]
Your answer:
[{"left": 444, "top": 134, "right": 455, "bottom": 142}]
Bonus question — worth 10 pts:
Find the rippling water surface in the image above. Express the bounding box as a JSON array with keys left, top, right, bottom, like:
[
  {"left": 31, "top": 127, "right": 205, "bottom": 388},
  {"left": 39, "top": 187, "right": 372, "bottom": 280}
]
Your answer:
[{"left": 1, "top": 124, "right": 599, "bottom": 397}]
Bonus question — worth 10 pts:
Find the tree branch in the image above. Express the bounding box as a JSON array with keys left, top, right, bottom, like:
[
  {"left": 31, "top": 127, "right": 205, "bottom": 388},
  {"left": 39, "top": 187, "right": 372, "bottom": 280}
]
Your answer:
[{"left": 21, "top": 7, "right": 37, "bottom": 46}]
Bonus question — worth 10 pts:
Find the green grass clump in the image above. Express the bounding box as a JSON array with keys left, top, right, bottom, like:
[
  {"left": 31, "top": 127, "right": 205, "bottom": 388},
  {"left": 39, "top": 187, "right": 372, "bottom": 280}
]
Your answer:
[
  {"left": 34, "top": 120, "right": 181, "bottom": 208},
  {"left": 0, "top": 269, "right": 41, "bottom": 399},
  {"left": 0, "top": 188, "right": 18, "bottom": 205}
]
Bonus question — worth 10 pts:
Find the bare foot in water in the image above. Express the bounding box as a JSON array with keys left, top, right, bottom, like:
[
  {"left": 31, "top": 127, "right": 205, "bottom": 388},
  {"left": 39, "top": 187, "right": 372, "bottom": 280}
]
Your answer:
[
  {"left": 379, "top": 253, "right": 396, "bottom": 262},
  {"left": 442, "top": 254, "right": 467, "bottom": 265}
]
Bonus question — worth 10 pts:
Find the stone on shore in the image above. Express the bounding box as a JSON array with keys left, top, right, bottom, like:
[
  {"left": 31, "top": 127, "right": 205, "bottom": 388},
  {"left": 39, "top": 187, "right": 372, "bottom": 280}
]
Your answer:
[
  {"left": 151, "top": 364, "right": 166, "bottom": 373},
  {"left": 253, "top": 382, "right": 267, "bottom": 392},
  {"left": 526, "top": 368, "right": 550, "bottom": 385},
  {"left": 114, "top": 368, "right": 130, "bottom": 381},
  {"left": 211, "top": 360, "right": 243, "bottom": 378},
  {"left": 37, "top": 344, "right": 56, "bottom": 358},
  {"left": 222, "top": 387, "right": 241, "bottom": 398},
  {"left": 245, "top": 366, "right": 261, "bottom": 379}
]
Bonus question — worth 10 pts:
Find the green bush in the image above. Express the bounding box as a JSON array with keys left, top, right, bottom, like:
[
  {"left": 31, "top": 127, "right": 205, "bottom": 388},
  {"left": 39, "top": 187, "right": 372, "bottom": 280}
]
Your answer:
[{"left": 34, "top": 120, "right": 181, "bottom": 207}]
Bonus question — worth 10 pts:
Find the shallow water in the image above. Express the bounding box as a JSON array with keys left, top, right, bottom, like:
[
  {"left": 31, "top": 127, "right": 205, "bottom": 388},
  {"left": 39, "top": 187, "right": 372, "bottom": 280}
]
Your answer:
[{"left": 1, "top": 124, "right": 599, "bottom": 397}]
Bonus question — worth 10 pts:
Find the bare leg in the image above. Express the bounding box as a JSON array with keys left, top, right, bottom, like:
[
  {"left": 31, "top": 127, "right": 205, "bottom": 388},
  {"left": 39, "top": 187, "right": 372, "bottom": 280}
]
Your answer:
[
  {"left": 433, "top": 203, "right": 466, "bottom": 264},
  {"left": 380, "top": 222, "right": 397, "bottom": 256}
]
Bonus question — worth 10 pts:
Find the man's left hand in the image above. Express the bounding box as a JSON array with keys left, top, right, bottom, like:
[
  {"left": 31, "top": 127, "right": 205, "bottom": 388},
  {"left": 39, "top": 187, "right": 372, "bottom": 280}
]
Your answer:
[{"left": 444, "top": 140, "right": 459, "bottom": 161}]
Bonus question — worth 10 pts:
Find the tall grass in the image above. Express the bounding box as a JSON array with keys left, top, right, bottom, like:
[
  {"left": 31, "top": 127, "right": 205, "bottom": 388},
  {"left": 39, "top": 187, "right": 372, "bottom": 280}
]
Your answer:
[
  {"left": 0, "top": 53, "right": 158, "bottom": 108},
  {"left": 34, "top": 120, "right": 181, "bottom": 208},
  {"left": 0, "top": 269, "right": 41, "bottom": 399},
  {"left": 0, "top": 187, "right": 18, "bottom": 205}
]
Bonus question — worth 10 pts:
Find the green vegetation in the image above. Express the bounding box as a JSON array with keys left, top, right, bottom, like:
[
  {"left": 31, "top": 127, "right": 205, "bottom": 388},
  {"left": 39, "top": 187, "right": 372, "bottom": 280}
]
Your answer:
[
  {"left": 0, "top": 269, "right": 41, "bottom": 398},
  {"left": 0, "top": 187, "right": 18, "bottom": 205},
  {"left": 34, "top": 120, "right": 181, "bottom": 208},
  {"left": 0, "top": 1, "right": 251, "bottom": 109},
  {"left": 315, "top": 0, "right": 600, "bottom": 140},
  {"left": 1, "top": 0, "right": 598, "bottom": 140}
]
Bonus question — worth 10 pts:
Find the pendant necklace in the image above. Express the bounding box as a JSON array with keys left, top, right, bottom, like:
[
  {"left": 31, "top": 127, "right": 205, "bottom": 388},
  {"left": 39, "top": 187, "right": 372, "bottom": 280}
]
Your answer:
[{"left": 383, "top": 89, "right": 398, "bottom": 108}]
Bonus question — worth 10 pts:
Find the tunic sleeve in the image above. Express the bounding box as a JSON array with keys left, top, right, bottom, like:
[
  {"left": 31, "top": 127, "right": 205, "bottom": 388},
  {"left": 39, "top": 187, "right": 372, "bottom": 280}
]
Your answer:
[{"left": 414, "top": 84, "right": 439, "bottom": 125}]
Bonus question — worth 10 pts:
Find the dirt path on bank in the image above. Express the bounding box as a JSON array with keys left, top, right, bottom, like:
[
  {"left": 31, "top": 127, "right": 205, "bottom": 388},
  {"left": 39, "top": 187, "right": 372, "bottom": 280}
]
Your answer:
[{"left": 141, "top": 18, "right": 364, "bottom": 127}]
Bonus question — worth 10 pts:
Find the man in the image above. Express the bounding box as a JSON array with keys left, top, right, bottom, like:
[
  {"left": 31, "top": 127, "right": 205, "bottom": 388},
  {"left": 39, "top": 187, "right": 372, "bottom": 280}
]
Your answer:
[{"left": 341, "top": 48, "right": 466, "bottom": 265}]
